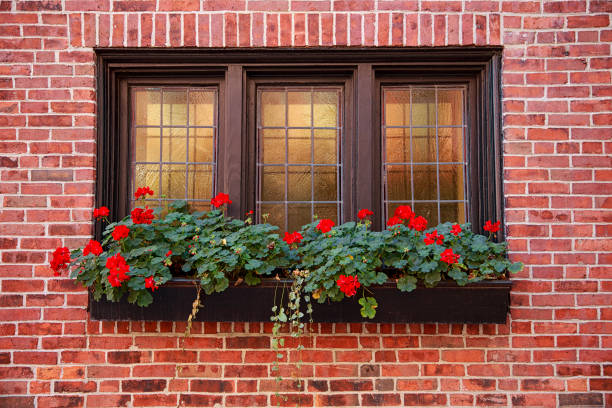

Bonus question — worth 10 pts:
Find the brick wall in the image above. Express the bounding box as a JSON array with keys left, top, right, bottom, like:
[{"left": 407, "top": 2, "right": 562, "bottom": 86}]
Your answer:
[{"left": 1, "top": 0, "right": 611, "bottom": 406}]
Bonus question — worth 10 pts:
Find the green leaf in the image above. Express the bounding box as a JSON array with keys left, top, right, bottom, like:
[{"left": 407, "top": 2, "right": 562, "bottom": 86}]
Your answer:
[
  {"left": 245, "top": 259, "right": 263, "bottom": 270},
  {"left": 508, "top": 261, "right": 523, "bottom": 274},
  {"left": 397, "top": 275, "right": 417, "bottom": 292},
  {"left": 448, "top": 267, "right": 468, "bottom": 286},
  {"left": 244, "top": 271, "right": 261, "bottom": 286},
  {"left": 137, "top": 290, "right": 153, "bottom": 307},
  {"left": 214, "top": 278, "right": 229, "bottom": 292},
  {"left": 358, "top": 296, "right": 378, "bottom": 319}
]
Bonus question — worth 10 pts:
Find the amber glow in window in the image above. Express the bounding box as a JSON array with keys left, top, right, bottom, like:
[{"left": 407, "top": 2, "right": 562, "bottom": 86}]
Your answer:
[
  {"left": 257, "top": 87, "right": 342, "bottom": 232},
  {"left": 131, "top": 87, "right": 217, "bottom": 211},
  {"left": 383, "top": 87, "right": 467, "bottom": 225}
]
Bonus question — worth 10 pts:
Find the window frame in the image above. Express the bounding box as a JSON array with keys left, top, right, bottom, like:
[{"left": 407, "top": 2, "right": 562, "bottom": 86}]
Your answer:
[{"left": 95, "top": 47, "right": 503, "bottom": 239}]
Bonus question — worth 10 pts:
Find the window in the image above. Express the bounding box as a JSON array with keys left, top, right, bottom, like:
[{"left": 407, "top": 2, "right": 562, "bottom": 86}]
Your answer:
[
  {"left": 96, "top": 48, "right": 502, "bottom": 237},
  {"left": 131, "top": 87, "right": 217, "bottom": 211}
]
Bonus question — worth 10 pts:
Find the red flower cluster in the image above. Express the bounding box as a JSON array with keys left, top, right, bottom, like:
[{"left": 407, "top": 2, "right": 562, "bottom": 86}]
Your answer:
[
  {"left": 386, "top": 216, "right": 403, "bottom": 227},
  {"left": 357, "top": 208, "right": 374, "bottom": 220},
  {"left": 83, "top": 240, "right": 103, "bottom": 257},
  {"left": 440, "top": 248, "right": 460, "bottom": 265},
  {"left": 165, "top": 250, "right": 172, "bottom": 258},
  {"left": 211, "top": 193, "right": 232, "bottom": 208},
  {"left": 93, "top": 206, "right": 109, "bottom": 219},
  {"left": 387, "top": 206, "right": 428, "bottom": 232},
  {"left": 484, "top": 220, "right": 500, "bottom": 233},
  {"left": 408, "top": 216, "right": 428, "bottom": 232},
  {"left": 131, "top": 207, "right": 154, "bottom": 225},
  {"left": 112, "top": 225, "right": 130, "bottom": 241},
  {"left": 50, "top": 247, "right": 71, "bottom": 276},
  {"left": 337, "top": 274, "right": 361, "bottom": 297},
  {"left": 283, "top": 231, "right": 303, "bottom": 245},
  {"left": 424, "top": 230, "right": 444, "bottom": 245},
  {"left": 450, "top": 224, "right": 462, "bottom": 236},
  {"left": 316, "top": 219, "right": 335, "bottom": 233},
  {"left": 135, "top": 186, "right": 154, "bottom": 199},
  {"left": 105, "top": 254, "right": 130, "bottom": 287},
  {"left": 145, "top": 276, "right": 159, "bottom": 292},
  {"left": 394, "top": 205, "right": 415, "bottom": 220}
]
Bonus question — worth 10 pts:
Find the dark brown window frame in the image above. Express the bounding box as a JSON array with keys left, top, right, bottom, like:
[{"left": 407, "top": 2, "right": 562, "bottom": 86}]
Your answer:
[{"left": 95, "top": 47, "right": 503, "bottom": 239}]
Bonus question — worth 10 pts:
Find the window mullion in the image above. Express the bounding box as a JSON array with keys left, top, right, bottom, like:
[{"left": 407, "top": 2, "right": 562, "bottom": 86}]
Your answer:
[
  {"left": 355, "top": 64, "right": 377, "bottom": 227},
  {"left": 223, "top": 64, "right": 244, "bottom": 219}
]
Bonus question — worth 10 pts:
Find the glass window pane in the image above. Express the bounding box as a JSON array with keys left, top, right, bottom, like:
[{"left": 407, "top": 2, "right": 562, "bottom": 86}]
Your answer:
[
  {"left": 313, "top": 129, "right": 337, "bottom": 164},
  {"left": 440, "top": 202, "right": 465, "bottom": 224},
  {"left": 161, "top": 164, "right": 186, "bottom": 198},
  {"left": 134, "top": 127, "right": 160, "bottom": 162},
  {"left": 161, "top": 127, "right": 187, "bottom": 162},
  {"left": 134, "top": 164, "right": 160, "bottom": 199},
  {"left": 260, "top": 128, "right": 286, "bottom": 164},
  {"left": 287, "top": 129, "right": 311, "bottom": 164},
  {"left": 411, "top": 88, "right": 436, "bottom": 127},
  {"left": 412, "top": 127, "right": 437, "bottom": 163},
  {"left": 314, "top": 166, "right": 337, "bottom": 201},
  {"left": 438, "top": 127, "right": 463, "bottom": 162},
  {"left": 386, "top": 165, "right": 411, "bottom": 201},
  {"left": 313, "top": 91, "right": 338, "bottom": 127},
  {"left": 287, "top": 91, "right": 311, "bottom": 127},
  {"left": 134, "top": 89, "right": 161, "bottom": 126},
  {"left": 187, "top": 164, "right": 213, "bottom": 200},
  {"left": 314, "top": 204, "right": 338, "bottom": 224},
  {"left": 287, "top": 166, "right": 312, "bottom": 201},
  {"left": 189, "top": 91, "right": 215, "bottom": 127},
  {"left": 414, "top": 202, "right": 438, "bottom": 226},
  {"left": 288, "top": 204, "right": 311, "bottom": 232},
  {"left": 261, "top": 91, "right": 285, "bottom": 127},
  {"left": 437, "top": 90, "right": 463, "bottom": 126},
  {"left": 385, "top": 128, "right": 410, "bottom": 163},
  {"left": 439, "top": 164, "right": 464, "bottom": 201},
  {"left": 162, "top": 90, "right": 188, "bottom": 126},
  {"left": 384, "top": 90, "right": 410, "bottom": 127},
  {"left": 261, "top": 166, "right": 285, "bottom": 201},
  {"left": 413, "top": 164, "right": 437, "bottom": 201},
  {"left": 190, "top": 127, "right": 214, "bottom": 163}
]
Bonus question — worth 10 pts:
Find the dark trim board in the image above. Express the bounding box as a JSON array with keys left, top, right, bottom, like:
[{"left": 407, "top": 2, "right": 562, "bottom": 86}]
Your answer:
[
  {"left": 89, "top": 279, "right": 512, "bottom": 324},
  {"left": 96, "top": 47, "right": 504, "bottom": 237}
]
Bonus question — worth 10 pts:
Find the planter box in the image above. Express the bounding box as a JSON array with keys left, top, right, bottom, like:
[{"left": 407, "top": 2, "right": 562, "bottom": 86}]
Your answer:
[{"left": 89, "top": 279, "right": 512, "bottom": 323}]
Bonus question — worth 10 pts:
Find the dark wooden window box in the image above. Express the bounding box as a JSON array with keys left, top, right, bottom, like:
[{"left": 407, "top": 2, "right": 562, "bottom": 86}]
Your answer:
[{"left": 89, "top": 279, "right": 512, "bottom": 324}]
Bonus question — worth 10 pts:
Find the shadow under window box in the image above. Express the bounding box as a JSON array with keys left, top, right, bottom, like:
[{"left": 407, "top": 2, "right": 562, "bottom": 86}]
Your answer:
[{"left": 89, "top": 278, "right": 512, "bottom": 324}]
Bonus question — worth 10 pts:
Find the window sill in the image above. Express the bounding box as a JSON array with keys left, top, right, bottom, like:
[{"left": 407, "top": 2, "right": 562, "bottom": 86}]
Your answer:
[{"left": 88, "top": 278, "right": 511, "bottom": 324}]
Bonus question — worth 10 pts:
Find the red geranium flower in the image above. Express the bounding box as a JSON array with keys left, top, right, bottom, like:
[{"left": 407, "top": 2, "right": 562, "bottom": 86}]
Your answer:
[
  {"left": 387, "top": 216, "right": 403, "bottom": 227},
  {"left": 165, "top": 250, "right": 172, "bottom": 258},
  {"left": 440, "top": 248, "right": 460, "bottom": 265},
  {"left": 131, "top": 206, "right": 154, "bottom": 225},
  {"left": 50, "top": 247, "right": 71, "bottom": 276},
  {"left": 211, "top": 193, "right": 232, "bottom": 208},
  {"left": 316, "top": 219, "right": 335, "bottom": 234},
  {"left": 483, "top": 220, "right": 500, "bottom": 233},
  {"left": 93, "top": 206, "right": 109, "bottom": 219},
  {"left": 105, "top": 253, "right": 131, "bottom": 286},
  {"left": 424, "top": 230, "right": 444, "bottom": 245},
  {"left": 394, "top": 205, "right": 415, "bottom": 220},
  {"left": 135, "top": 186, "right": 154, "bottom": 199},
  {"left": 337, "top": 274, "right": 361, "bottom": 297},
  {"left": 83, "top": 239, "right": 103, "bottom": 257},
  {"left": 450, "top": 224, "right": 462, "bottom": 236},
  {"left": 112, "top": 225, "right": 130, "bottom": 241},
  {"left": 283, "top": 231, "right": 303, "bottom": 245},
  {"left": 357, "top": 208, "right": 374, "bottom": 220},
  {"left": 408, "top": 216, "right": 428, "bottom": 232},
  {"left": 145, "top": 276, "right": 159, "bottom": 292}
]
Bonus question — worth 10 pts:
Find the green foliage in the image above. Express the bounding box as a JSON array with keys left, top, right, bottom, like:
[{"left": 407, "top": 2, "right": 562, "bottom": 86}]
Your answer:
[{"left": 65, "top": 202, "right": 522, "bottom": 320}]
